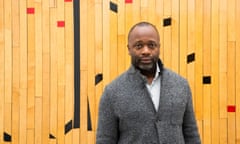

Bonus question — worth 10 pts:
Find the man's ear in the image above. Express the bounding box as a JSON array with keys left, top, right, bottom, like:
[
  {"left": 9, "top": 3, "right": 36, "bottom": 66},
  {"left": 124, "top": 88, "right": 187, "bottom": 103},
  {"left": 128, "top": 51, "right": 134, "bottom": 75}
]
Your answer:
[{"left": 127, "top": 44, "right": 131, "bottom": 55}]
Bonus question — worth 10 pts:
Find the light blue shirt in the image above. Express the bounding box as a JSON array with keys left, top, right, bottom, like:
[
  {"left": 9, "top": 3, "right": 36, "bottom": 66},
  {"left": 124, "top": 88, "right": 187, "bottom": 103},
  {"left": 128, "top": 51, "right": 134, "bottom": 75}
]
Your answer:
[{"left": 145, "top": 64, "right": 161, "bottom": 111}]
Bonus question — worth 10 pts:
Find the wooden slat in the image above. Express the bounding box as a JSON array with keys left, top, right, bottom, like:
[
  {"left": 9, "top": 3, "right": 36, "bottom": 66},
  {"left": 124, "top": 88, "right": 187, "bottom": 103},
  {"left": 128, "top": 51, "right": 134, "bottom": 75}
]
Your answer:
[
  {"left": 65, "top": 1, "right": 74, "bottom": 144},
  {"left": 35, "top": 1, "right": 43, "bottom": 98},
  {"left": 171, "top": 0, "right": 179, "bottom": 73},
  {"left": 236, "top": 0, "right": 240, "bottom": 143},
  {"left": 12, "top": 0, "right": 20, "bottom": 143},
  {"left": 227, "top": 41, "right": 236, "bottom": 144},
  {"left": 179, "top": 0, "right": 187, "bottom": 78},
  {"left": 50, "top": 7, "right": 58, "bottom": 144},
  {"left": 203, "top": 0, "right": 211, "bottom": 143},
  {"left": 87, "top": 0, "right": 96, "bottom": 132},
  {"left": 0, "top": 0, "right": 4, "bottom": 142},
  {"left": 102, "top": 0, "right": 110, "bottom": 85},
  {"left": 220, "top": 118, "right": 228, "bottom": 144},
  {"left": 56, "top": 0, "right": 65, "bottom": 143},
  {"left": 140, "top": 0, "right": 148, "bottom": 21},
  {"left": 80, "top": 1, "right": 88, "bottom": 144},
  {"left": 42, "top": 0, "right": 50, "bottom": 143},
  {"left": 211, "top": 0, "right": 220, "bottom": 143},
  {"left": 4, "top": 0, "right": 13, "bottom": 141},
  {"left": 19, "top": 0, "right": 28, "bottom": 143},
  {"left": 155, "top": 0, "right": 163, "bottom": 59},
  {"left": 163, "top": 0, "right": 172, "bottom": 68},
  {"left": 195, "top": 0, "right": 203, "bottom": 122},
  {"left": 27, "top": 3, "right": 36, "bottom": 144},
  {"left": 35, "top": 97, "right": 42, "bottom": 144},
  {"left": 110, "top": 1, "right": 118, "bottom": 81},
  {"left": 187, "top": 0, "right": 195, "bottom": 107},
  {"left": 117, "top": 0, "right": 126, "bottom": 74},
  {"left": 219, "top": 0, "right": 227, "bottom": 120},
  {"left": 95, "top": 0, "right": 103, "bottom": 133}
]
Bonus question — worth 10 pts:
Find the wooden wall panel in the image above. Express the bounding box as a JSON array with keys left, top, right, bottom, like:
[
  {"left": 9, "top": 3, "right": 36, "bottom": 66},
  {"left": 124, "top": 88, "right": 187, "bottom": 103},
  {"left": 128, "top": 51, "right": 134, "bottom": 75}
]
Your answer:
[{"left": 0, "top": 0, "right": 240, "bottom": 143}]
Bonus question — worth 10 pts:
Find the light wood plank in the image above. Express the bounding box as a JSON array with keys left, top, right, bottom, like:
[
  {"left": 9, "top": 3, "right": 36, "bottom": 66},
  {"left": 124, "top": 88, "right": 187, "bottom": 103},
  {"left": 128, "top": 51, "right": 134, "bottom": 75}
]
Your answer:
[
  {"left": 179, "top": 0, "right": 187, "bottom": 78},
  {"left": 102, "top": 0, "right": 110, "bottom": 85},
  {"left": 65, "top": 1, "right": 74, "bottom": 144},
  {"left": 187, "top": 0, "right": 195, "bottom": 108},
  {"left": 35, "top": 98, "right": 42, "bottom": 144},
  {"left": 117, "top": 0, "right": 126, "bottom": 74},
  {"left": 219, "top": 0, "right": 227, "bottom": 119},
  {"left": 4, "top": 0, "right": 13, "bottom": 140},
  {"left": 94, "top": 0, "right": 103, "bottom": 133},
  {"left": 220, "top": 118, "right": 228, "bottom": 144},
  {"left": 203, "top": 0, "right": 211, "bottom": 143},
  {"left": 171, "top": 0, "right": 179, "bottom": 73},
  {"left": 211, "top": 0, "right": 220, "bottom": 143},
  {"left": 0, "top": 0, "right": 4, "bottom": 142},
  {"left": 42, "top": 0, "right": 50, "bottom": 143},
  {"left": 19, "top": 0, "right": 28, "bottom": 143},
  {"left": 163, "top": 0, "right": 172, "bottom": 68},
  {"left": 87, "top": 0, "right": 96, "bottom": 132},
  {"left": 236, "top": 1, "right": 240, "bottom": 143},
  {"left": 195, "top": 0, "right": 203, "bottom": 122},
  {"left": 35, "top": 1, "right": 43, "bottom": 98},
  {"left": 50, "top": 8, "right": 58, "bottom": 144},
  {"left": 27, "top": 2, "right": 36, "bottom": 143},
  {"left": 155, "top": 0, "right": 163, "bottom": 59},
  {"left": 227, "top": 41, "right": 236, "bottom": 144}
]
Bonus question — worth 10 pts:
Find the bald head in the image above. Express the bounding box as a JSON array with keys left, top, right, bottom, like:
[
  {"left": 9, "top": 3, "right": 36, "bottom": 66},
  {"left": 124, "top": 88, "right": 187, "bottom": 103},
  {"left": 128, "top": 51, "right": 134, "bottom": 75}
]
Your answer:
[{"left": 127, "top": 21, "right": 160, "bottom": 43}]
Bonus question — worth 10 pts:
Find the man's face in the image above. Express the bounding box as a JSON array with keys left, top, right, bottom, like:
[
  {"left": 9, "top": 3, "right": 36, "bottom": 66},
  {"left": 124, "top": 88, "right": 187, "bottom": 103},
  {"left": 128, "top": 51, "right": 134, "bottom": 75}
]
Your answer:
[{"left": 128, "top": 25, "right": 160, "bottom": 71}]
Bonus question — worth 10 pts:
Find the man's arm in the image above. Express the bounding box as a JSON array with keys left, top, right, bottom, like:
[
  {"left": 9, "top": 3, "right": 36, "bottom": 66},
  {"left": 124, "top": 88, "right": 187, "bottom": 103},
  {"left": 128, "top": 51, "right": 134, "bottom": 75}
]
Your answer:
[{"left": 96, "top": 87, "right": 119, "bottom": 144}]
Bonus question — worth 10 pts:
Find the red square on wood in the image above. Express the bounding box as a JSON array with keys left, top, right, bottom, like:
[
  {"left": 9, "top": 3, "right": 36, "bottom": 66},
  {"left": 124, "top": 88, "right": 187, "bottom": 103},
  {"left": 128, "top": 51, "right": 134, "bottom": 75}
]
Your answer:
[
  {"left": 65, "top": 0, "right": 72, "bottom": 2},
  {"left": 57, "top": 21, "right": 65, "bottom": 27},
  {"left": 125, "top": 0, "right": 133, "bottom": 3},
  {"left": 227, "top": 105, "right": 236, "bottom": 112},
  {"left": 27, "top": 8, "right": 35, "bottom": 14}
]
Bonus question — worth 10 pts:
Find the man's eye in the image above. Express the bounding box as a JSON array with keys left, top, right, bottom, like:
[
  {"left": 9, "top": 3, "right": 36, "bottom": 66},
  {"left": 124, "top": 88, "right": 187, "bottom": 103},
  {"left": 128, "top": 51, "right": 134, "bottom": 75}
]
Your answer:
[
  {"left": 135, "top": 43, "right": 143, "bottom": 49},
  {"left": 148, "top": 43, "right": 157, "bottom": 49}
]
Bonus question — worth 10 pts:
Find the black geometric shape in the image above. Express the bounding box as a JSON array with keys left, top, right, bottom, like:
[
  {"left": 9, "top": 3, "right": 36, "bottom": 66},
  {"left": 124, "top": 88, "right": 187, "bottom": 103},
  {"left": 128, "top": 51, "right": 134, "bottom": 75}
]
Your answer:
[
  {"left": 73, "top": 0, "right": 81, "bottom": 129},
  {"left": 187, "top": 53, "right": 195, "bottom": 63},
  {"left": 87, "top": 98, "right": 92, "bottom": 131},
  {"left": 110, "top": 1, "right": 118, "bottom": 13},
  {"left": 95, "top": 73, "right": 103, "bottom": 85},
  {"left": 203, "top": 76, "right": 211, "bottom": 84},
  {"left": 65, "top": 120, "right": 73, "bottom": 134},
  {"left": 49, "top": 134, "right": 56, "bottom": 139},
  {"left": 163, "top": 17, "right": 172, "bottom": 26},
  {"left": 4, "top": 132, "right": 11, "bottom": 142}
]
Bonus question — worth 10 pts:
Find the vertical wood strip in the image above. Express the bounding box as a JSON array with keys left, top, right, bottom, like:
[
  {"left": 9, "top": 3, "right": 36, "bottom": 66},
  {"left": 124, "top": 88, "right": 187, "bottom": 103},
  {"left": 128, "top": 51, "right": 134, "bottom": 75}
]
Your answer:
[
  {"left": 65, "top": 1, "right": 74, "bottom": 144},
  {"left": 4, "top": 0, "right": 13, "bottom": 141},
  {"left": 171, "top": 0, "right": 179, "bottom": 73},
  {"left": 0, "top": 0, "right": 4, "bottom": 142},
  {"left": 227, "top": 41, "right": 236, "bottom": 144},
  {"left": 203, "top": 0, "right": 211, "bottom": 143},
  {"left": 50, "top": 7, "right": 58, "bottom": 144},
  {"left": 42, "top": 0, "right": 50, "bottom": 143},
  {"left": 12, "top": 0, "right": 20, "bottom": 143},
  {"left": 87, "top": 0, "right": 96, "bottom": 132},
  {"left": 211, "top": 0, "right": 220, "bottom": 143},
  {"left": 236, "top": 0, "right": 240, "bottom": 142},
  {"left": 56, "top": 0, "right": 65, "bottom": 143},
  {"left": 80, "top": 0, "right": 88, "bottom": 143},
  {"left": 179, "top": 0, "right": 187, "bottom": 78},
  {"left": 19, "top": 0, "right": 28, "bottom": 143}
]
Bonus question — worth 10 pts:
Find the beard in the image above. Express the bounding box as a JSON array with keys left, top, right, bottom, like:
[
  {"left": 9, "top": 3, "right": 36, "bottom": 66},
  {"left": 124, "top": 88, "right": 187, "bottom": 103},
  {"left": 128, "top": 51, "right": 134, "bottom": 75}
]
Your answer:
[{"left": 131, "top": 55, "right": 158, "bottom": 73}]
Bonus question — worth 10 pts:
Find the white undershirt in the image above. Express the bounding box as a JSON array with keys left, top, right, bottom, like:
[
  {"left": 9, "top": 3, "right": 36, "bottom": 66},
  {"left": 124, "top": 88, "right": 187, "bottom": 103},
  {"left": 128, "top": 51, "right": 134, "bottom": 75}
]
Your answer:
[{"left": 145, "top": 64, "right": 161, "bottom": 111}]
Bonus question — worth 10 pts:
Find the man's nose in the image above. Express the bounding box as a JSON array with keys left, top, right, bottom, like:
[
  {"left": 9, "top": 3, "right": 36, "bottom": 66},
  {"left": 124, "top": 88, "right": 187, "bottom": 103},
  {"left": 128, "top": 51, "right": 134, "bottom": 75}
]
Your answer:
[{"left": 141, "top": 45, "right": 151, "bottom": 54}]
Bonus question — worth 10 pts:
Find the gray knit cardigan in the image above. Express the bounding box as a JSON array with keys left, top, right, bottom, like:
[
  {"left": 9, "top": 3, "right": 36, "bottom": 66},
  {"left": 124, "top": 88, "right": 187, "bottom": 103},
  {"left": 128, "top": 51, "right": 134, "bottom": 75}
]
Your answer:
[{"left": 96, "top": 60, "right": 201, "bottom": 144}]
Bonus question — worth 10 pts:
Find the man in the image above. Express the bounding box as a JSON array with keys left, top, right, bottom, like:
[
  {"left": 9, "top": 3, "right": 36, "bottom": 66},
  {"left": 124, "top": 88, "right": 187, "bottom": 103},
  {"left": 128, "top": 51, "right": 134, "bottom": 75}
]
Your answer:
[{"left": 96, "top": 21, "right": 201, "bottom": 144}]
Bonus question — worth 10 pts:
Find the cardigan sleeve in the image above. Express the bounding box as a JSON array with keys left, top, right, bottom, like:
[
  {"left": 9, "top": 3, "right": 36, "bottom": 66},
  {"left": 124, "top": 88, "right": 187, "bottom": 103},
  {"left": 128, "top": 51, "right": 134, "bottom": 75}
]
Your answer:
[
  {"left": 182, "top": 84, "right": 201, "bottom": 144},
  {"left": 96, "top": 86, "right": 119, "bottom": 144}
]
